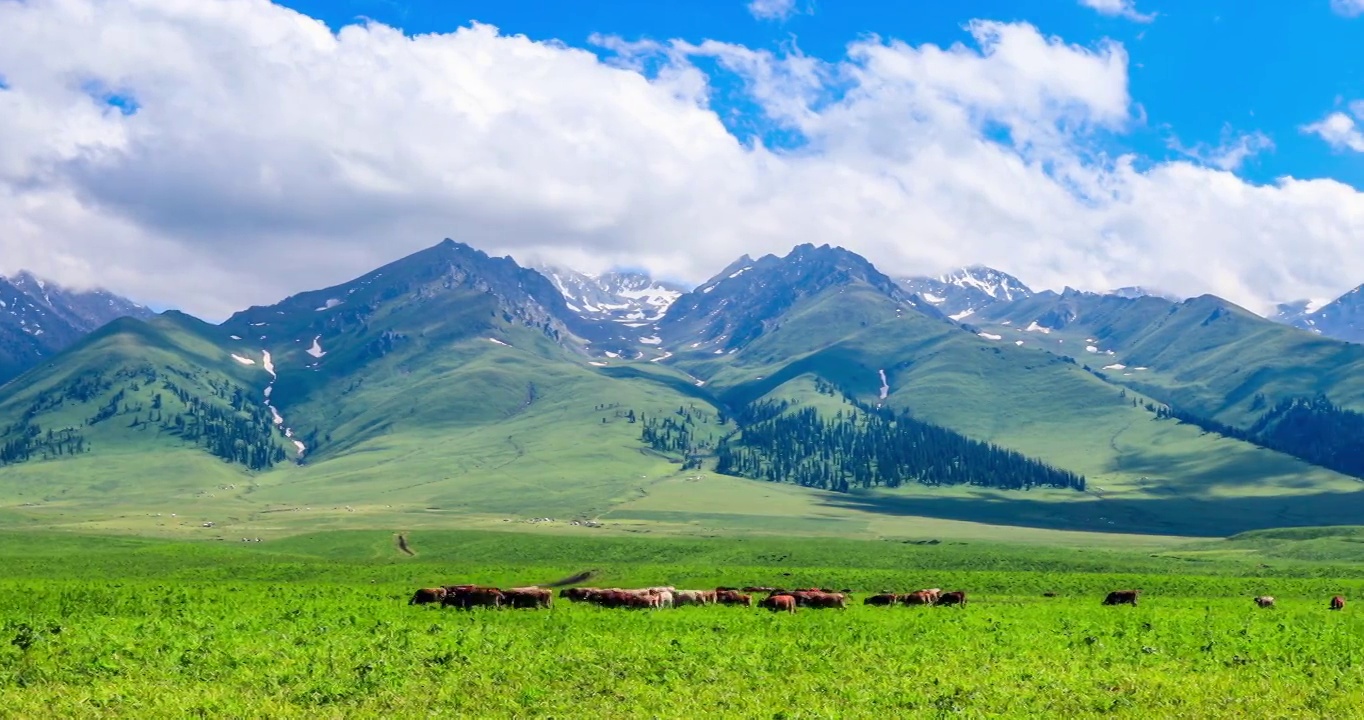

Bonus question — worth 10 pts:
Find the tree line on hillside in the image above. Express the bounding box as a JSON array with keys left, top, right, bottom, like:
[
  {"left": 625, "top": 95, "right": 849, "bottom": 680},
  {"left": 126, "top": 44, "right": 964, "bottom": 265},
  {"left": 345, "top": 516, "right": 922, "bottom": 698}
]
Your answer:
[
  {"left": 631, "top": 382, "right": 1085, "bottom": 493},
  {"left": 714, "top": 400, "right": 1085, "bottom": 493},
  {"left": 0, "top": 366, "right": 290, "bottom": 471},
  {"left": 638, "top": 404, "right": 725, "bottom": 471},
  {"left": 0, "top": 424, "right": 87, "bottom": 465},
  {"left": 1141, "top": 393, "right": 1364, "bottom": 480}
]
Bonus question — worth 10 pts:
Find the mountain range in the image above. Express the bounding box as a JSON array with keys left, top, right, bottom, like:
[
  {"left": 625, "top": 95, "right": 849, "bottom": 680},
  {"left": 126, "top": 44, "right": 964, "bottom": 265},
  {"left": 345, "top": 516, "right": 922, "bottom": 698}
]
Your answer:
[
  {"left": 0, "top": 271, "right": 153, "bottom": 385},
  {"left": 5, "top": 240, "right": 1364, "bottom": 539}
]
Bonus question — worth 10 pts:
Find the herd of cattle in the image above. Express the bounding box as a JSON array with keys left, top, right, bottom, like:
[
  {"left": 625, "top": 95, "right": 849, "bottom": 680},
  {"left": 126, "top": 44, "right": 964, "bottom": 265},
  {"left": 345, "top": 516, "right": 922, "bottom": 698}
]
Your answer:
[{"left": 411, "top": 584, "right": 1350, "bottom": 612}]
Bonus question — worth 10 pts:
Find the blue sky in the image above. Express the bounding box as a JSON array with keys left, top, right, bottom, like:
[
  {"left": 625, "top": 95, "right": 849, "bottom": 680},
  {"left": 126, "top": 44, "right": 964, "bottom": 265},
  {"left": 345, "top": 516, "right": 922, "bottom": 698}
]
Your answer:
[{"left": 278, "top": 0, "right": 1364, "bottom": 189}]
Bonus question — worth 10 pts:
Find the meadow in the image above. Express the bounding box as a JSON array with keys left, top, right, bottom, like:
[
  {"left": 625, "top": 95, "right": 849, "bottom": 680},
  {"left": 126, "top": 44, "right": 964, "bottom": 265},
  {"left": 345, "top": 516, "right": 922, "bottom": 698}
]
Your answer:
[{"left": 4, "top": 529, "right": 1364, "bottom": 717}]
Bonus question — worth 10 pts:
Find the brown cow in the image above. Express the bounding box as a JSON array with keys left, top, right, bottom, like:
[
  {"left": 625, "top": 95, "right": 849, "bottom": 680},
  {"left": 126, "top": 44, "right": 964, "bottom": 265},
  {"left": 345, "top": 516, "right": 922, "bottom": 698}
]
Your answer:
[
  {"left": 716, "top": 590, "right": 753, "bottom": 607},
  {"left": 936, "top": 591, "right": 967, "bottom": 607},
  {"left": 899, "top": 590, "right": 933, "bottom": 606},
  {"left": 1253, "top": 596, "right": 1275, "bottom": 609},
  {"left": 504, "top": 587, "right": 552, "bottom": 609},
  {"left": 409, "top": 587, "right": 447, "bottom": 605},
  {"left": 864, "top": 593, "right": 899, "bottom": 606},
  {"left": 1103, "top": 590, "right": 1140, "bottom": 606},
  {"left": 443, "top": 586, "right": 504, "bottom": 609},
  {"left": 1331, "top": 595, "right": 1346, "bottom": 611},
  {"left": 761, "top": 594, "right": 797, "bottom": 613},
  {"left": 559, "top": 587, "right": 599, "bottom": 602}
]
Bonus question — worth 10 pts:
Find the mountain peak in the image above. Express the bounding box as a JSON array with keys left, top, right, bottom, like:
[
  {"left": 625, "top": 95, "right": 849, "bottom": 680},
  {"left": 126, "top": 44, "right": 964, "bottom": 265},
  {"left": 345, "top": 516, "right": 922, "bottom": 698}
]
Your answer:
[
  {"left": 1272, "top": 282, "right": 1364, "bottom": 342},
  {"left": 0, "top": 270, "right": 154, "bottom": 385},
  {"left": 534, "top": 263, "right": 687, "bottom": 329},
  {"left": 897, "top": 265, "right": 1033, "bottom": 320},
  {"left": 659, "top": 244, "right": 916, "bottom": 352}
]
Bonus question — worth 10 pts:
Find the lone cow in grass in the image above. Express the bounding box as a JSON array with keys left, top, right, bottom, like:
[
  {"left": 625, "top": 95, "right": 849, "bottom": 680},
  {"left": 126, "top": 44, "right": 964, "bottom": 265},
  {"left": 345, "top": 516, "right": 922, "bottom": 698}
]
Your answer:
[
  {"left": 1103, "top": 590, "right": 1140, "bottom": 606},
  {"left": 1331, "top": 595, "right": 1346, "bottom": 611},
  {"left": 1253, "top": 596, "right": 1275, "bottom": 609}
]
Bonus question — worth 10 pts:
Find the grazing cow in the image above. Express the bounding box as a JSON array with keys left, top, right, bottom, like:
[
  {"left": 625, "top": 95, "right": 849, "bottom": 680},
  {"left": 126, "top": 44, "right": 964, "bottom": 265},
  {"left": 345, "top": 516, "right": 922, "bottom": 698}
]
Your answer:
[
  {"left": 761, "top": 594, "right": 797, "bottom": 613},
  {"left": 716, "top": 590, "right": 753, "bottom": 607},
  {"left": 1042, "top": 592, "right": 1058, "bottom": 598},
  {"left": 443, "top": 585, "right": 505, "bottom": 609},
  {"left": 559, "top": 587, "right": 599, "bottom": 602},
  {"left": 504, "top": 587, "right": 552, "bottom": 609},
  {"left": 1331, "top": 595, "right": 1346, "bottom": 611},
  {"left": 1253, "top": 596, "right": 1275, "bottom": 609},
  {"left": 788, "top": 591, "right": 846, "bottom": 609},
  {"left": 935, "top": 591, "right": 967, "bottom": 607},
  {"left": 409, "top": 587, "right": 447, "bottom": 605},
  {"left": 675, "top": 590, "right": 717, "bottom": 607},
  {"left": 901, "top": 591, "right": 934, "bottom": 606},
  {"left": 1102, "top": 590, "right": 1140, "bottom": 606},
  {"left": 864, "top": 593, "right": 899, "bottom": 606},
  {"left": 923, "top": 588, "right": 942, "bottom": 603}
]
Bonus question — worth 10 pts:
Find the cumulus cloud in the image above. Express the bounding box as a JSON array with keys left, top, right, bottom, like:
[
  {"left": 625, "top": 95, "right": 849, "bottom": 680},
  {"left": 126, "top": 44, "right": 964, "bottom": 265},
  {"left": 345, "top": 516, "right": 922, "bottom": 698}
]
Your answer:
[
  {"left": 747, "top": 0, "right": 803, "bottom": 22},
  {"left": 1331, "top": 0, "right": 1364, "bottom": 18},
  {"left": 1303, "top": 102, "right": 1364, "bottom": 152},
  {"left": 1077, "top": 0, "right": 1156, "bottom": 23},
  {"left": 1, "top": 0, "right": 1363, "bottom": 320}
]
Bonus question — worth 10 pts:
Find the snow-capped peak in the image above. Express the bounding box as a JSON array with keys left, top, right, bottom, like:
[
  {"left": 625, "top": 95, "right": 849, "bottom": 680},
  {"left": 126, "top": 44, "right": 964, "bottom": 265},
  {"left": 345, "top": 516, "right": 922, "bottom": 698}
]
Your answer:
[
  {"left": 897, "top": 265, "right": 1033, "bottom": 320},
  {"left": 535, "top": 264, "right": 688, "bottom": 325}
]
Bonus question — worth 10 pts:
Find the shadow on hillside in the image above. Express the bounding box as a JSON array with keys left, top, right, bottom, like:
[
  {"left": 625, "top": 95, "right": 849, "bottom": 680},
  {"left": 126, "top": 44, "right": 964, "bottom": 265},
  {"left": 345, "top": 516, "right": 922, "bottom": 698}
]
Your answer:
[{"left": 819, "top": 489, "right": 1364, "bottom": 538}]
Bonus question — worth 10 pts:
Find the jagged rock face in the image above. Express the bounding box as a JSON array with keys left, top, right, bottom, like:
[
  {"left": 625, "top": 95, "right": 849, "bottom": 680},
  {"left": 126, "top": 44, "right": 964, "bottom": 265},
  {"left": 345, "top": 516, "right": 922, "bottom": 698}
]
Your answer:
[
  {"left": 0, "top": 271, "right": 153, "bottom": 385},
  {"left": 896, "top": 266, "right": 1033, "bottom": 321}
]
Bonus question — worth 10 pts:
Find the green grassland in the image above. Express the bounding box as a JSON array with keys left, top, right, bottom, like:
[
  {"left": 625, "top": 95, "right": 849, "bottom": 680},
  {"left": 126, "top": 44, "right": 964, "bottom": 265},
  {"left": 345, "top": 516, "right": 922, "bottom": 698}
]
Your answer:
[{"left": 5, "top": 529, "right": 1364, "bottom": 717}]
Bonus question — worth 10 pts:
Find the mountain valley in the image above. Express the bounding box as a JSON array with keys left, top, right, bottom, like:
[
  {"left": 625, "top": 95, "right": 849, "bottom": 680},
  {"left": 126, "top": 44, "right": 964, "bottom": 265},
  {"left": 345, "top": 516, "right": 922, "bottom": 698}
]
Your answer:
[{"left": 4, "top": 240, "right": 1364, "bottom": 540}]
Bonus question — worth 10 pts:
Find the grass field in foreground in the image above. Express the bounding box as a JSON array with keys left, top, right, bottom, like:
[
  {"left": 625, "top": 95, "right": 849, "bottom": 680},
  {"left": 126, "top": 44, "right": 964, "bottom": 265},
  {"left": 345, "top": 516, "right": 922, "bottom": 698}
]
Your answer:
[{"left": 4, "top": 530, "right": 1364, "bottom": 717}]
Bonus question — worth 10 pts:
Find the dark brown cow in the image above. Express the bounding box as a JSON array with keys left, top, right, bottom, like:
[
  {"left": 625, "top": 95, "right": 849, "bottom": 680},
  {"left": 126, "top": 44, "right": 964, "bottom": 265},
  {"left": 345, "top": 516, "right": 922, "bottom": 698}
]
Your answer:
[
  {"left": 1331, "top": 595, "right": 1346, "bottom": 611},
  {"left": 559, "top": 587, "right": 597, "bottom": 602},
  {"left": 1103, "top": 590, "right": 1140, "bottom": 606},
  {"left": 409, "top": 587, "right": 446, "bottom": 605},
  {"left": 864, "top": 593, "right": 899, "bottom": 606},
  {"left": 761, "top": 594, "right": 797, "bottom": 613},
  {"left": 504, "top": 587, "right": 552, "bottom": 609},
  {"left": 936, "top": 591, "right": 967, "bottom": 607},
  {"left": 443, "top": 586, "right": 504, "bottom": 609},
  {"left": 900, "top": 590, "right": 934, "bottom": 606}
]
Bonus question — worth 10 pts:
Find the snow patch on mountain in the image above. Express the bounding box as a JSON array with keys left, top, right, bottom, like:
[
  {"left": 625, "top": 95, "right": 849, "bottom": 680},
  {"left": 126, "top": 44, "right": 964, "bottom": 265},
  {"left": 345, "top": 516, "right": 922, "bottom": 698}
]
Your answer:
[
  {"left": 306, "top": 336, "right": 326, "bottom": 358},
  {"left": 536, "top": 264, "right": 688, "bottom": 326}
]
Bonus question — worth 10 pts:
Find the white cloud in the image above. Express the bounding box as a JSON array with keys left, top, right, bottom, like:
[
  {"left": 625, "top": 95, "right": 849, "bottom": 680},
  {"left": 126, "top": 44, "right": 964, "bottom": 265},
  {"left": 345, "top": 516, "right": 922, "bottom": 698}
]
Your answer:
[
  {"left": 1078, "top": 0, "right": 1156, "bottom": 23},
  {"left": 1169, "top": 127, "right": 1274, "bottom": 171},
  {"left": 1331, "top": 0, "right": 1364, "bottom": 18},
  {"left": 747, "top": 0, "right": 802, "bottom": 22},
  {"left": 1303, "top": 103, "right": 1364, "bottom": 152},
  {"left": 1, "top": 1, "right": 1363, "bottom": 320}
]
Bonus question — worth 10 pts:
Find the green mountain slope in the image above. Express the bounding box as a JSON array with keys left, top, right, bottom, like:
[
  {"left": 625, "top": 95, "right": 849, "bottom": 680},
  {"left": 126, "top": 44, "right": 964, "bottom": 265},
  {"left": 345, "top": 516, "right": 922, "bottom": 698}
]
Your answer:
[
  {"left": 4, "top": 239, "right": 1364, "bottom": 540},
  {"left": 970, "top": 291, "right": 1364, "bottom": 424}
]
